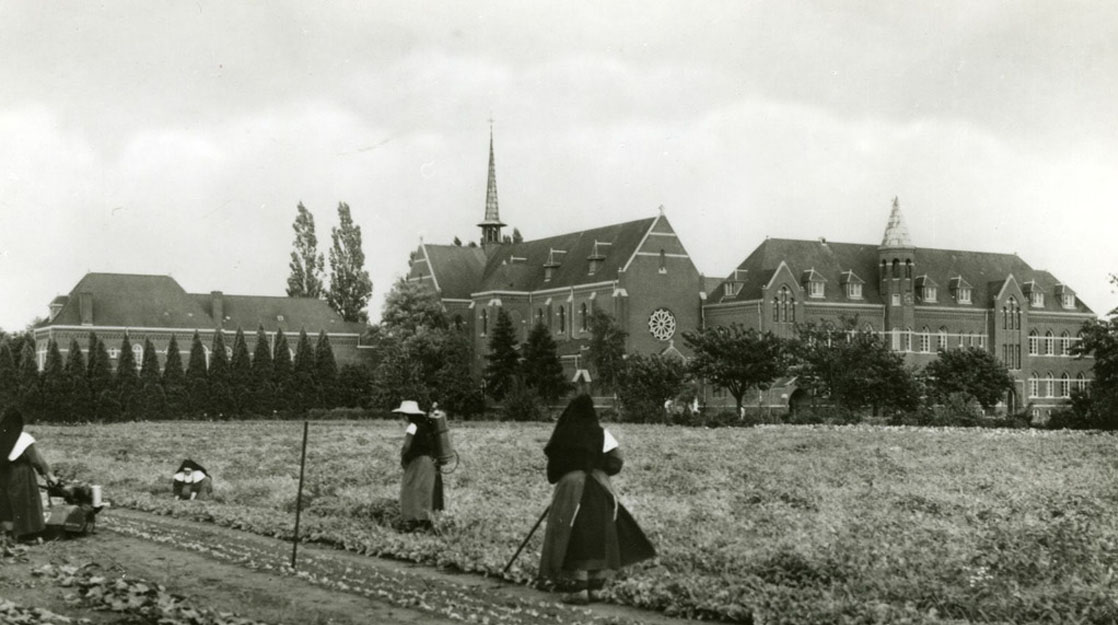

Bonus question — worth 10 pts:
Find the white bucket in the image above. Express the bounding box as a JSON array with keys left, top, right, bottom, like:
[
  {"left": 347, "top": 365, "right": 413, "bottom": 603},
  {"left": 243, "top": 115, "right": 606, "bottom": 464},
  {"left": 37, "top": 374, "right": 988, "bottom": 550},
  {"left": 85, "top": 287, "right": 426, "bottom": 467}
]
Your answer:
[{"left": 91, "top": 485, "right": 102, "bottom": 507}]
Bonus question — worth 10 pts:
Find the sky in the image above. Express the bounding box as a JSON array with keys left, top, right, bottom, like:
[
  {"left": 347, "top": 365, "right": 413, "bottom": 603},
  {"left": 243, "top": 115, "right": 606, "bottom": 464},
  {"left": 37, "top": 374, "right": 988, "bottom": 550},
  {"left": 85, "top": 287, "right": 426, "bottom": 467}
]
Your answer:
[{"left": 2, "top": 0, "right": 1117, "bottom": 331}]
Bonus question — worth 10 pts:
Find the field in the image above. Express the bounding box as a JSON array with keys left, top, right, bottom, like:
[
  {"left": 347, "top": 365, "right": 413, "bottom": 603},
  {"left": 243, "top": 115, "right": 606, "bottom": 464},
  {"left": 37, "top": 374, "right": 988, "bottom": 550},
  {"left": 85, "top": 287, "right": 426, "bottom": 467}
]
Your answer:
[{"left": 32, "top": 420, "right": 1118, "bottom": 624}]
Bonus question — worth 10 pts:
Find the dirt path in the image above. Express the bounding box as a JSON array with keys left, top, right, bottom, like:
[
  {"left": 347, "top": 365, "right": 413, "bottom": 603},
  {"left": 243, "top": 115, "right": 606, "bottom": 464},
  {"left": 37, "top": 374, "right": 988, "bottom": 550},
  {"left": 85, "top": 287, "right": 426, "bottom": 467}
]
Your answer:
[{"left": 1, "top": 508, "right": 694, "bottom": 625}]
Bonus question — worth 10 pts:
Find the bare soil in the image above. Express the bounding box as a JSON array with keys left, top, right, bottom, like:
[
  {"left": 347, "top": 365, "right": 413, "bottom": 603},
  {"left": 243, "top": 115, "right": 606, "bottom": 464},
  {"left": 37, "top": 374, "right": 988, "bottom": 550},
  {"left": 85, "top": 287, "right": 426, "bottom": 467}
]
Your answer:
[{"left": 1, "top": 508, "right": 690, "bottom": 625}]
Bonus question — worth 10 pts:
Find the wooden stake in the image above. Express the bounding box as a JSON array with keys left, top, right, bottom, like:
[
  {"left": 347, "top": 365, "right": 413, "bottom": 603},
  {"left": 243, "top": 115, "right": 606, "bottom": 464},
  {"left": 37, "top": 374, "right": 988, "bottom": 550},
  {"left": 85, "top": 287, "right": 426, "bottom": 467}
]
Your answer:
[{"left": 291, "top": 420, "right": 309, "bottom": 569}]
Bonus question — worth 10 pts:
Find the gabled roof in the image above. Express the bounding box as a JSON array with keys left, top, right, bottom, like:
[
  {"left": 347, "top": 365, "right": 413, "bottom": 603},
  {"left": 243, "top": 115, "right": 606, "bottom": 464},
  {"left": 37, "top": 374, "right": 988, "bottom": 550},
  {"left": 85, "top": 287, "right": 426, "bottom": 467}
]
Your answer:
[
  {"left": 38, "top": 273, "right": 364, "bottom": 334},
  {"left": 417, "top": 244, "right": 489, "bottom": 299},
  {"left": 476, "top": 217, "right": 657, "bottom": 292},
  {"left": 713, "top": 239, "right": 1094, "bottom": 313}
]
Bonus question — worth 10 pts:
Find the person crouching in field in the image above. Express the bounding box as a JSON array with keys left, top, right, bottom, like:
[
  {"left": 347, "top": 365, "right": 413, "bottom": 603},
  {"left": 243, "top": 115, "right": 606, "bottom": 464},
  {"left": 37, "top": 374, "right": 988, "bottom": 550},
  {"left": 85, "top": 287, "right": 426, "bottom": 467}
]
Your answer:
[
  {"left": 396, "top": 400, "right": 444, "bottom": 532},
  {"left": 0, "top": 408, "right": 58, "bottom": 543},
  {"left": 172, "top": 459, "right": 213, "bottom": 501},
  {"left": 539, "top": 394, "right": 656, "bottom": 605}
]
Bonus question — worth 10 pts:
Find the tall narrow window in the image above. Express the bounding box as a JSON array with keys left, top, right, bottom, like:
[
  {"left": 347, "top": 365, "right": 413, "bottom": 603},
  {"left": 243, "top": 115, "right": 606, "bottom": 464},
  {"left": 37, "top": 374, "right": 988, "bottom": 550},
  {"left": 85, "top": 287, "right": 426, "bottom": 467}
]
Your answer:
[
  {"left": 1028, "top": 330, "right": 1039, "bottom": 355},
  {"left": 659, "top": 249, "right": 667, "bottom": 274},
  {"left": 937, "top": 327, "right": 948, "bottom": 351},
  {"left": 481, "top": 309, "right": 489, "bottom": 335},
  {"left": 1029, "top": 374, "right": 1039, "bottom": 398},
  {"left": 1044, "top": 331, "right": 1054, "bottom": 356},
  {"left": 580, "top": 303, "right": 588, "bottom": 332},
  {"left": 919, "top": 327, "right": 930, "bottom": 353},
  {"left": 1060, "top": 373, "right": 1070, "bottom": 397},
  {"left": 559, "top": 306, "right": 566, "bottom": 333},
  {"left": 1061, "top": 331, "right": 1071, "bottom": 356},
  {"left": 1045, "top": 371, "right": 1055, "bottom": 397}
]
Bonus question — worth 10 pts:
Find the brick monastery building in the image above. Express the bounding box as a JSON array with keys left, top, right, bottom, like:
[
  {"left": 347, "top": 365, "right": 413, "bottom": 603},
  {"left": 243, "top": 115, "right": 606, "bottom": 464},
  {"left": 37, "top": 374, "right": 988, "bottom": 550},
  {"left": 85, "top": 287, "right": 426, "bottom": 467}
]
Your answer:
[
  {"left": 32, "top": 273, "right": 369, "bottom": 372},
  {"left": 412, "top": 132, "right": 1096, "bottom": 419}
]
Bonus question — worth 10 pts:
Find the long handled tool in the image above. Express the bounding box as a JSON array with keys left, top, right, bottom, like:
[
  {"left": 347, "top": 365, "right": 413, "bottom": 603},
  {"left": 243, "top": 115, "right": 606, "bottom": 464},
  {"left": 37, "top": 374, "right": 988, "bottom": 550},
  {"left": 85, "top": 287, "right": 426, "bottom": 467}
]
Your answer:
[{"left": 502, "top": 505, "right": 550, "bottom": 575}]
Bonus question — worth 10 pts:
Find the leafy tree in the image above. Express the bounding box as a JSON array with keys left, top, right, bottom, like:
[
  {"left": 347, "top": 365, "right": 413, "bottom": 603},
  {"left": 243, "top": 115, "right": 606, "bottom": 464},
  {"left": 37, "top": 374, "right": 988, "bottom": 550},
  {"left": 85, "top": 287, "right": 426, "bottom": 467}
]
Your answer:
[
  {"left": 522, "top": 323, "right": 572, "bottom": 403},
  {"left": 587, "top": 308, "right": 627, "bottom": 393},
  {"left": 483, "top": 308, "right": 520, "bottom": 401},
  {"left": 229, "top": 328, "right": 252, "bottom": 415},
  {"left": 162, "top": 335, "right": 187, "bottom": 417},
  {"left": 291, "top": 329, "right": 316, "bottom": 412},
  {"left": 616, "top": 353, "right": 689, "bottom": 423},
  {"left": 286, "top": 201, "right": 326, "bottom": 299},
  {"left": 512, "top": 228, "right": 524, "bottom": 243},
  {"left": 793, "top": 322, "right": 920, "bottom": 416},
  {"left": 372, "top": 327, "right": 483, "bottom": 417},
  {"left": 0, "top": 341, "right": 17, "bottom": 411},
  {"left": 40, "top": 339, "right": 66, "bottom": 423},
  {"left": 17, "top": 342, "right": 42, "bottom": 420},
  {"left": 314, "top": 331, "right": 338, "bottom": 408},
  {"left": 684, "top": 323, "right": 790, "bottom": 414},
  {"left": 326, "top": 202, "right": 373, "bottom": 323},
  {"left": 64, "top": 338, "right": 91, "bottom": 422},
  {"left": 335, "top": 363, "right": 371, "bottom": 409},
  {"left": 115, "top": 335, "right": 141, "bottom": 417},
  {"left": 251, "top": 326, "right": 274, "bottom": 414},
  {"left": 1067, "top": 312, "right": 1118, "bottom": 430},
  {"left": 185, "top": 332, "right": 209, "bottom": 416},
  {"left": 924, "top": 347, "right": 1014, "bottom": 410},
  {"left": 209, "top": 332, "right": 232, "bottom": 416},
  {"left": 380, "top": 277, "right": 447, "bottom": 337}
]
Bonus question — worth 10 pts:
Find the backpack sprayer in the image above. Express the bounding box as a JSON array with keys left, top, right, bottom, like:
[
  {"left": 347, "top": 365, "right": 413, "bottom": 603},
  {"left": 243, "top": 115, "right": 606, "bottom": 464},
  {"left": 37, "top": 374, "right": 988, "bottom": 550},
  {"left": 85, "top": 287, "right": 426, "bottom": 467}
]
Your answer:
[
  {"left": 40, "top": 480, "right": 106, "bottom": 536},
  {"left": 429, "top": 403, "right": 459, "bottom": 473}
]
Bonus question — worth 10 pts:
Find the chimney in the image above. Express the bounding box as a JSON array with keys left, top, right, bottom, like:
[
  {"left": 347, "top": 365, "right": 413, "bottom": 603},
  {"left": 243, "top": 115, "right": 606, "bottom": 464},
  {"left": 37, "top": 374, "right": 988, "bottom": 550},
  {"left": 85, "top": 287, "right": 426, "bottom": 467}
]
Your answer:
[
  {"left": 79, "top": 292, "right": 93, "bottom": 325},
  {"left": 211, "top": 291, "right": 224, "bottom": 329}
]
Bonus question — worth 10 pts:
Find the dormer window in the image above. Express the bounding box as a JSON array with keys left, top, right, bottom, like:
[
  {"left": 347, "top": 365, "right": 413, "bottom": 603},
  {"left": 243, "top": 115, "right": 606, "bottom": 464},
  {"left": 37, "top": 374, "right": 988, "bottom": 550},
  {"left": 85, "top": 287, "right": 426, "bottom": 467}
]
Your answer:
[
  {"left": 724, "top": 283, "right": 734, "bottom": 297},
  {"left": 840, "top": 270, "right": 864, "bottom": 300},
  {"left": 586, "top": 240, "right": 610, "bottom": 276},
  {"left": 957, "top": 288, "right": 972, "bottom": 304},
  {"left": 544, "top": 248, "right": 566, "bottom": 282},
  {"left": 1031, "top": 291, "right": 1044, "bottom": 308},
  {"left": 924, "top": 286, "right": 937, "bottom": 302},
  {"left": 915, "top": 275, "right": 938, "bottom": 303},
  {"left": 949, "top": 275, "right": 973, "bottom": 305},
  {"left": 802, "top": 269, "right": 825, "bottom": 298},
  {"left": 1062, "top": 293, "right": 1075, "bottom": 309}
]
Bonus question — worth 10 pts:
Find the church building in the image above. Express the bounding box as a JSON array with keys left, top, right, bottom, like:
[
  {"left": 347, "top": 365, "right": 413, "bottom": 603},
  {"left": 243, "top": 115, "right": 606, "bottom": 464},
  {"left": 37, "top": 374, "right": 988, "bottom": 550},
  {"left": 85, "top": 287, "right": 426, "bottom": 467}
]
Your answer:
[{"left": 405, "top": 130, "right": 707, "bottom": 384}]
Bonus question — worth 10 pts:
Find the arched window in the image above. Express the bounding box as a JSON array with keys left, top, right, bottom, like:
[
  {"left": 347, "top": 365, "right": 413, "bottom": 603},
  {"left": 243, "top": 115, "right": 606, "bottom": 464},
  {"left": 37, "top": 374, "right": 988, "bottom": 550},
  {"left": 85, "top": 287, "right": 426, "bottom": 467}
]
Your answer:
[
  {"left": 1044, "top": 331, "right": 1054, "bottom": 356},
  {"left": 892, "top": 259, "right": 900, "bottom": 278},
  {"left": 903, "top": 327, "right": 912, "bottom": 352},
  {"left": 1045, "top": 372, "right": 1055, "bottom": 398},
  {"left": 1002, "top": 306, "right": 1009, "bottom": 330},
  {"left": 1060, "top": 373, "right": 1070, "bottom": 397},
  {"left": 203, "top": 346, "right": 211, "bottom": 368},
  {"left": 559, "top": 305, "right": 567, "bottom": 333},
  {"left": 938, "top": 327, "right": 948, "bottom": 351},
  {"left": 772, "top": 297, "right": 780, "bottom": 322},
  {"left": 536, "top": 308, "right": 544, "bottom": 326},
  {"left": 579, "top": 303, "right": 588, "bottom": 332},
  {"left": 1028, "top": 330, "right": 1039, "bottom": 355},
  {"left": 659, "top": 249, "right": 667, "bottom": 273},
  {"left": 133, "top": 343, "right": 143, "bottom": 370},
  {"left": 1077, "top": 372, "right": 1087, "bottom": 392},
  {"left": 481, "top": 309, "right": 489, "bottom": 335},
  {"left": 904, "top": 259, "right": 913, "bottom": 279},
  {"left": 1060, "top": 331, "right": 1071, "bottom": 356},
  {"left": 919, "top": 327, "right": 930, "bottom": 353},
  {"left": 1029, "top": 373, "right": 1039, "bottom": 398}
]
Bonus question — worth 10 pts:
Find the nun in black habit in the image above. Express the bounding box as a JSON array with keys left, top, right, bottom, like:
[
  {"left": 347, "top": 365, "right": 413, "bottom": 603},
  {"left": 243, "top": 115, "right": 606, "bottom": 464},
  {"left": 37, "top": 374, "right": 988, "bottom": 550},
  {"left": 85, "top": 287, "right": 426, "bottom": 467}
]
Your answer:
[
  {"left": 538, "top": 394, "right": 655, "bottom": 604},
  {"left": 0, "top": 408, "right": 57, "bottom": 540}
]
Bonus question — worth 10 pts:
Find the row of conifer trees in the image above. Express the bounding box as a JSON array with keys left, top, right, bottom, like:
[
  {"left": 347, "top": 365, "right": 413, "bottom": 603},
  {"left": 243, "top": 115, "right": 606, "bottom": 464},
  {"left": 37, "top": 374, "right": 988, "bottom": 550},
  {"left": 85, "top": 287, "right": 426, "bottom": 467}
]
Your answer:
[{"left": 0, "top": 326, "right": 370, "bottom": 423}]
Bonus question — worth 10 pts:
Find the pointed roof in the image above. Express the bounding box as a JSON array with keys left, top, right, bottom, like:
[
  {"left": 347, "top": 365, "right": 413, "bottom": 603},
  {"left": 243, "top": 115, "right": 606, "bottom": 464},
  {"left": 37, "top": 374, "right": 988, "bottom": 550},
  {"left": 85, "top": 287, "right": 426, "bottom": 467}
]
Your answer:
[
  {"left": 478, "top": 126, "right": 505, "bottom": 229},
  {"left": 880, "top": 197, "right": 913, "bottom": 248}
]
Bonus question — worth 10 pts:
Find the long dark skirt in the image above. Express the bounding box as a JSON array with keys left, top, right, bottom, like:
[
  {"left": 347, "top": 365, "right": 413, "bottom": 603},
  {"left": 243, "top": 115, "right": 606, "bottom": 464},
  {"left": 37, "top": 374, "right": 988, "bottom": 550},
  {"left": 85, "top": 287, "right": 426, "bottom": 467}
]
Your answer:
[
  {"left": 0, "top": 459, "right": 46, "bottom": 538},
  {"left": 538, "top": 470, "right": 655, "bottom": 581},
  {"left": 400, "top": 455, "right": 444, "bottom": 521}
]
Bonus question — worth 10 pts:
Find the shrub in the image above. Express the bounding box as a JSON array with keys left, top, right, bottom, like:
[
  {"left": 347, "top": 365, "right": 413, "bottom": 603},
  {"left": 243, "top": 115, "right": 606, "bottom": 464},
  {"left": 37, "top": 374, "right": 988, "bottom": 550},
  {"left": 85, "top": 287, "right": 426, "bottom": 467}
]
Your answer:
[{"left": 499, "top": 379, "right": 545, "bottom": 422}]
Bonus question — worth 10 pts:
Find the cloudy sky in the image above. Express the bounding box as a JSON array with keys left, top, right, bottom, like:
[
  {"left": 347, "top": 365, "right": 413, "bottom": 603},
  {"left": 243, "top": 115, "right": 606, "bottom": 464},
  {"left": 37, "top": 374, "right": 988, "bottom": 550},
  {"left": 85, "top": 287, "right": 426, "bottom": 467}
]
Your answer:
[{"left": 2, "top": 1, "right": 1116, "bottom": 331}]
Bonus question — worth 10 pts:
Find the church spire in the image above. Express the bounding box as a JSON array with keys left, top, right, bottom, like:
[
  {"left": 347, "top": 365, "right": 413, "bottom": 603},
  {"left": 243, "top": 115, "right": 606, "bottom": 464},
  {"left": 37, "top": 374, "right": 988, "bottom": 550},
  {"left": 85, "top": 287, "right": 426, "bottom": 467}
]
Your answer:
[
  {"left": 478, "top": 122, "right": 506, "bottom": 246},
  {"left": 880, "top": 196, "right": 913, "bottom": 249}
]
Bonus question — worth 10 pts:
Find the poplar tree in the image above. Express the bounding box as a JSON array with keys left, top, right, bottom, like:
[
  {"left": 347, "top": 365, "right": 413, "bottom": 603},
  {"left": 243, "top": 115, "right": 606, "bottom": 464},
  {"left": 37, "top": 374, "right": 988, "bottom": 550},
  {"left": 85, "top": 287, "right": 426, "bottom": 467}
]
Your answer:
[
  {"left": 185, "top": 332, "right": 209, "bottom": 416},
  {"left": 251, "top": 326, "right": 274, "bottom": 415},
  {"left": 162, "top": 335, "right": 187, "bottom": 417},
  {"left": 116, "top": 335, "right": 140, "bottom": 417},
  {"left": 326, "top": 202, "right": 373, "bottom": 323},
  {"left": 0, "top": 341, "right": 17, "bottom": 411},
  {"left": 483, "top": 308, "right": 520, "bottom": 401},
  {"left": 314, "top": 330, "right": 338, "bottom": 408},
  {"left": 287, "top": 201, "right": 326, "bottom": 299},
  {"left": 138, "top": 338, "right": 166, "bottom": 420},
  {"left": 40, "top": 339, "right": 66, "bottom": 422},
  {"left": 291, "top": 328, "right": 316, "bottom": 412},
  {"left": 229, "top": 327, "right": 252, "bottom": 415},
  {"left": 272, "top": 328, "right": 292, "bottom": 413},
  {"left": 18, "top": 342, "right": 42, "bottom": 420},
  {"left": 87, "top": 332, "right": 117, "bottom": 421},
  {"left": 209, "top": 331, "right": 232, "bottom": 417},
  {"left": 65, "top": 338, "right": 91, "bottom": 421}
]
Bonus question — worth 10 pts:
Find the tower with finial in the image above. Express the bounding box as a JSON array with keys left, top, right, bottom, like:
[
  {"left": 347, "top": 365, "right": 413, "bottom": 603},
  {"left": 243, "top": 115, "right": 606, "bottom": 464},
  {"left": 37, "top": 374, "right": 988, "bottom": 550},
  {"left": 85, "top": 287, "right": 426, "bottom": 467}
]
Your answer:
[
  {"left": 878, "top": 196, "right": 916, "bottom": 331},
  {"left": 478, "top": 120, "right": 506, "bottom": 246}
]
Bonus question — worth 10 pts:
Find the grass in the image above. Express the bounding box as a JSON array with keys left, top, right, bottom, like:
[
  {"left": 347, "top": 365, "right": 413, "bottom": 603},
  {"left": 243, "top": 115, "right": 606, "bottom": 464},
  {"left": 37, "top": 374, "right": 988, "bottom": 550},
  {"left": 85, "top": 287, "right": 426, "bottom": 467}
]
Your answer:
[{"left": 33, "top": 419, "right": 1118, "bottom": 624}]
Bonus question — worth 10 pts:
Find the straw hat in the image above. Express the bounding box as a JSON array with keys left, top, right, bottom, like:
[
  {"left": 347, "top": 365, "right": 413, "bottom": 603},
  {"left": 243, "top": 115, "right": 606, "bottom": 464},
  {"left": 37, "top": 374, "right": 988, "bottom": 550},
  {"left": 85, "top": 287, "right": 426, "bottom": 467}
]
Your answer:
[{"left": 391, "top": 400, "right": 426, "bottom": 415}]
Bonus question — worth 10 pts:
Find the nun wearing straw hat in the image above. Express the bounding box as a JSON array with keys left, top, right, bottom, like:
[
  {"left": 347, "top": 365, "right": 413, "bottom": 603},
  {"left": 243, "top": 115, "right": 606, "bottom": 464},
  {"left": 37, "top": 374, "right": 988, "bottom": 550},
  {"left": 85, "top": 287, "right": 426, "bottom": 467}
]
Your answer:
[
  {"left": 395, "top": 400, "right": 444, "bottom": 532},
  {"left": 0, "top": 407, "right": 58, "bottom": 542}
]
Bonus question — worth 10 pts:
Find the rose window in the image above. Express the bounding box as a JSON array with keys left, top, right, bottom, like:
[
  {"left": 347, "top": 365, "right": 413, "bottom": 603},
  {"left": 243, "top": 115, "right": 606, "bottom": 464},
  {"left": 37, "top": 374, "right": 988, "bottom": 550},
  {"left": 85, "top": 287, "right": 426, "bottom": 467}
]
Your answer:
[{"left": 647, "top": 308, "right": 676, "bottom": 341}]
